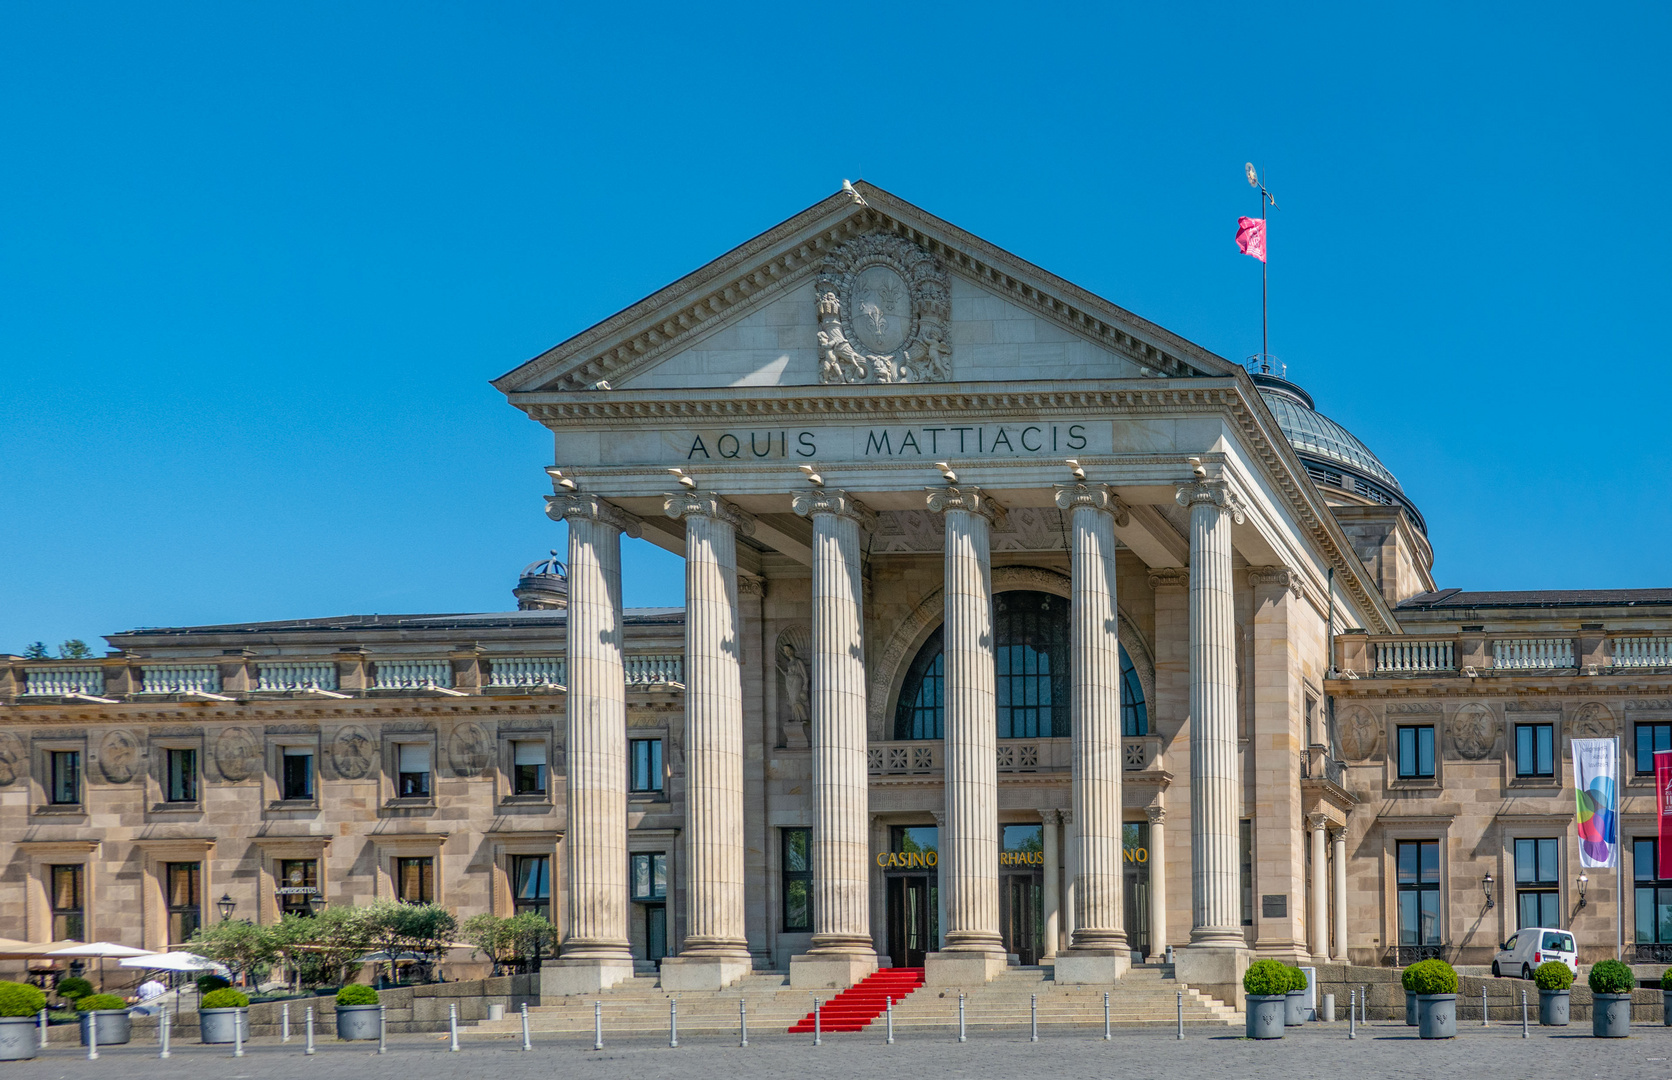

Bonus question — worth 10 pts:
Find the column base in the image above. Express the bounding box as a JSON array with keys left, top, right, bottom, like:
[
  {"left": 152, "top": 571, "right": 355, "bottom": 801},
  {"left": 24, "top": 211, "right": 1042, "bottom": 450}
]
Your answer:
[
  {"left": 657, "top": 954, "right": 753, "bottom": 992},
  {"left": 541, "top": 957, "right": 636, "bottom": 997},
  {"left": 923, "top": 950, "right": 1007, "bottom": 987},
  {"left": 789, "top": 952, "right": 878, "bottom": 989},
  {"left": 1052, "top": 948, "right": 1131, "bottom": 985},
  {"left": 1172, "top": 946, "right": 1252, "bottom": 1010}
]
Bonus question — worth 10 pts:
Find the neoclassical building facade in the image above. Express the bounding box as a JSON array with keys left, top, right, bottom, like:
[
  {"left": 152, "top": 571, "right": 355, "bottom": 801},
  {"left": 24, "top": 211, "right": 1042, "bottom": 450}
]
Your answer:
[{"left": 3, "top": 184, "right": 1668, "bottom": 1000}]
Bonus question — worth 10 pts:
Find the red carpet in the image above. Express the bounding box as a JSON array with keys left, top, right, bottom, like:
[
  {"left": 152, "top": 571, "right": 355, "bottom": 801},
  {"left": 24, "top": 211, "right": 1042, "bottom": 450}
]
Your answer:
[{"left": 788, "top": 968, "right": 925, "bottom": 1033}]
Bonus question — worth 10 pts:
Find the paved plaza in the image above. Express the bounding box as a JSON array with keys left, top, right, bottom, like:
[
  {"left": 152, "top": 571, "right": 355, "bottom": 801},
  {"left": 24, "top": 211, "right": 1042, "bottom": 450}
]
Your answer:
[{"left": 15, "top": 1023, "right": 1672, "bottom": 1080}]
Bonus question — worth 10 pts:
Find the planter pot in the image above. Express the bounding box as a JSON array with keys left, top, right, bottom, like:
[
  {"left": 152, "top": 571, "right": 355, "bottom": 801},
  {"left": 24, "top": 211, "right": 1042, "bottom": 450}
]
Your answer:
[
  {"left": 1405, "top": 989, "right": 1417, "bottom": 1026},
  {"left": 1416, "top": 994, "right": 1456, "bottom": 1039},
  {"left": 199, "top": 1007, "right": 246, "bottom": 1044},
  {"left": 1593, "top": 993, "right": 1632, "bottom": 1038},
  {"left": 336, "top": 1003, "right": 381, "bottom": 1041},
  {"left": 78, "top": 1010, "right": 132, "bottom": 1047},
  {"left": 1245, "top": 994, "right": 1286, "bottom": 1039},
  {"left": 1539, "top": 989, "right": 1570, "bottom": 1027},
  {"left": 1283, "top": 990, "right": 1307, "bottom": 1026},
  {"left": 1663, "top": 990, "right": 1672, "bottom": 1026},
  {"left": 0, "top": 1016, "right": 39, "bottom": 1061}
]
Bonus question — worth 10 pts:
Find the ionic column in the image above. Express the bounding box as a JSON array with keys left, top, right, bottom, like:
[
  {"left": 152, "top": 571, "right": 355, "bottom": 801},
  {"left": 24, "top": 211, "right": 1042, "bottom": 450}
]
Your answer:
[
  {"left": 1040, "top": 810, "right": 1061, "bottom": 961},
  {"left": 1062, "top": 809, "right": 1077, "bottom": 945},
  {"left": 1308, "top": 813, "right": 1328, "bottom": 962},
  {"left": 660, "top": 492, "right": 755, "bottom": 990},
  {"left": 546, "top": 494, "right": 640, "bottom": 992},
  {"left": 924, "top": 485, "right": 1006, "bottom": 980},
  {"left": 1175, "top": 478, "right": 1246, "bottom": 949},
  {"left": 788, "top": 489, "right": 879, "bottom": 988},
  {"left": 1146, "top": 806, "right": 1168, "bottom": 962},
  {"left": 1331, "top": 827, "right": 1349, "bottom": 961}
]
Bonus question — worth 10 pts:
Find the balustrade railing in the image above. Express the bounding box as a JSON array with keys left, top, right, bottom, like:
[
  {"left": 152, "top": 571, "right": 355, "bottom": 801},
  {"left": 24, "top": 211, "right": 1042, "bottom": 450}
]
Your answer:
[
  {"left": 1492, "top": 637, "right": 1574, "bottom": 670},
  {"left": 22, "top": 666, "right": 105, "bottom": 697},
  {"left": 371, "top": 660, "right": 452, "bottom": 690},
  {"left": 866, "top": 737, "right": 1156, "bottom": 776},
  {"left": 1611, "top": 637, "right": 1672, "bottom": 668},
  {"left": 139, "top": 664, "right": 221, "bottom": 694},
  {"left": 256, "top": 662, "right": 338, "bottom": 692},
  {"left": 624, "top": 654, "right": 682, "bottom": 686},
  {"left": 488, "top": 657, "right": 566, "bottom": 688},
  {"left": 1374, "top": 640, "right": 1455, "bottom": 673},
  {"left": 869, "top": 742, "right": 940, "bottom": 775}
]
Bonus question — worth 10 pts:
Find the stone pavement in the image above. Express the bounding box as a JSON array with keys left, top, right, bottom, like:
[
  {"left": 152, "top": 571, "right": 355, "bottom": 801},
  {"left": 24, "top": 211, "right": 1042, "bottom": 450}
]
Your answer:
[{"left": 16, "top": 1022, "right": 1672, "bottom": 1080}]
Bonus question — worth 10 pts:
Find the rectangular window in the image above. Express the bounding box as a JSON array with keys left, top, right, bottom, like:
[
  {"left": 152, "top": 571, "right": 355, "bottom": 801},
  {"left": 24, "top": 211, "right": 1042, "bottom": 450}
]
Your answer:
[
  {"left": 397, "top": 744, "right": 432, "bottom": 799},
  {"left": 1515, "top": 724, "right": 1555, "bottom": 779},
  {"left": 282, "top": 747, "right": 314, "bottom": 801},
  {"left": 1397, "top": 726, "right": 1436, "bottom": 779},
  {"left": 166, "top": 862, "right": 201, "bottom": 944},
  {"left": 1514, "top": 837, "right": 1560, "bottom": 928},
  {"left": 395, "top": 857, "right": 434, "bottom": 903},
  {"left": 782, "top": 828, "right": 812, "bottom": 932},
  {"left": 630, "top": 739, "right": 663, "bottom": 795},
  {"left": 630, "top": 852, "right": 667, "bottom": 901},
  {"left": 1637, "top": 723, "right": 1672, "bottom": 776},
  {"left": 165, "top": 748, "right": 198, "bottom": 803},
  {"left": 511, "top": 741, "right": 548, "bottom": 796},
  {"left": 1634, "top": 838, "right": 1672, "bottom": 945},
  {"left": 1240, "top": 819, "right": 1254, "bottom": 926},
  {"left": 1396, "top": 840, "right": 1442, "bottom": 945},
  {"left": 50, "top": 864, "right": 84, "bottom": 940},
  {"left": 49, "top": 751, "right": 80, "bottom": 805},
  {"left": 512, "top": 855, "right": 551, "bottom": 917},
  {"left": 278, "top": 859, "right": 319, "bottom": 917}
]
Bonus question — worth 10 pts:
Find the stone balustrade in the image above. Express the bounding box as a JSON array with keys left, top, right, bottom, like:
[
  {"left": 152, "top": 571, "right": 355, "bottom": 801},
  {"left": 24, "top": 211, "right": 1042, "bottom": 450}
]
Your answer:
[
  {"left": 138, "top": 664, "right": 220, "bottom": 694},
  {"left": 623, "top": 653, "right": 682, "bottom": 686},
  {"left": 371, "top": 659, "right": 453, "bottom": 689},
  {"left": 1610, "top": 636, "right": 1672, "bottom": 668},
  {"left": 21, "top": 665, "right": 104, "bottom": 697},
  {"left": 867, "top": 736, "right": 1162, "bottom": 777},
  {"left": 256, "top": 661, "right": 338, "bottom": 691},
  {"left": 1491, "top": 636, "right": 1574, "bottom": 669},
  {"left": 1374, "top": 639, "right": 1455, "bottom": 673},
  {"left": 488, "top": 656, "right": 566, "bottom": 687}
]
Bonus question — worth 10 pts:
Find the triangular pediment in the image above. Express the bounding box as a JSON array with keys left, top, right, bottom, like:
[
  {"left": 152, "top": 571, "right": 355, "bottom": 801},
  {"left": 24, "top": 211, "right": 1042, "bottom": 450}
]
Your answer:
[{"left": 493, "top": 182, "right": 1240, "bottom": 396}]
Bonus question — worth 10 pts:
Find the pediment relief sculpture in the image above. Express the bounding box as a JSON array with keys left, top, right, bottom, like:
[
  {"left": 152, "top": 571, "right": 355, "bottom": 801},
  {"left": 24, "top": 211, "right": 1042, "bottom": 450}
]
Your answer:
[{"left": 816, "top": 233, "right": 950, "bottom": 384}]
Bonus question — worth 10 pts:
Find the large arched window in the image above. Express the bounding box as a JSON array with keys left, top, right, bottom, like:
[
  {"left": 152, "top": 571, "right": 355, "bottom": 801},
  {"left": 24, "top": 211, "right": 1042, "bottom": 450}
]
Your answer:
[{"left": 892, "top": 590, "right": 1149, "bottom": 740}]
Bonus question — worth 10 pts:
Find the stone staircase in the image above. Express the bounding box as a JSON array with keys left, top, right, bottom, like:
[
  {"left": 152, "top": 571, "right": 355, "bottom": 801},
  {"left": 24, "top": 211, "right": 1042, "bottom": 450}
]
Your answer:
[{"left": 467, "top": 965, "right": 1236, "bottom": 1038}]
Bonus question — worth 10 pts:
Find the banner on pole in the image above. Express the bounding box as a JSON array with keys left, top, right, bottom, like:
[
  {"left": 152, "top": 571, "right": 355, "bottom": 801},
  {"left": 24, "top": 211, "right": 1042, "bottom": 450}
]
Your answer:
[
  {"left": 1235, "top": 216, "right": 1267, "bottom": 262},
  {"left": 1657, "top": 750, "right": 1672, "bottom": 880},
  {"left": 1574, "top": 737, "right": 1619, "bottom": 868}
]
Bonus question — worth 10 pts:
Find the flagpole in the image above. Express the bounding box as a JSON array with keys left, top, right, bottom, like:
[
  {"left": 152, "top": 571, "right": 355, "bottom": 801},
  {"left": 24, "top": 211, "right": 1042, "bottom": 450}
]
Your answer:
[
  {"left": 1618, "top": 734, "right": 1625, "bottom": 962},
  {"left": 1261, "top": 192, "right": 1268, "bottom": 370}
]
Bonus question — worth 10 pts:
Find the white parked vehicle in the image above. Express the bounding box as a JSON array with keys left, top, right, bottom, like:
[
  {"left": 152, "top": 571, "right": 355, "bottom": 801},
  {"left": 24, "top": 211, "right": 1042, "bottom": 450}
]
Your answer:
[{"left": 1492, "top": 927, "right": 1578, "bottom": 979}]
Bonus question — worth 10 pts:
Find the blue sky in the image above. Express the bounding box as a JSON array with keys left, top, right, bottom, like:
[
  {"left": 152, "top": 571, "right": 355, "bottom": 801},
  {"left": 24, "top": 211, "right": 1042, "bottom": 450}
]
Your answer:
[{"left": 3, "top": 2, "right": 1669, "bottom": 653}]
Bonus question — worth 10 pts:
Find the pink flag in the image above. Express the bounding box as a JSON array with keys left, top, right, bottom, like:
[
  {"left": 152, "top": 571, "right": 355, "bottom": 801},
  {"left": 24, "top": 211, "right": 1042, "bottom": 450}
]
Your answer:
[{"left": 1236, "top": 216, "right": 1266, "bottom": 262}]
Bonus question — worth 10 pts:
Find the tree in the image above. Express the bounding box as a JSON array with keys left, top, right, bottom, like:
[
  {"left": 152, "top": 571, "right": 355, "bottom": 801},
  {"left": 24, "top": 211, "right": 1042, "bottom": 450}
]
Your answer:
[
  {"left": 460, "top": 913, "right": 511, "bottom": 976},
  {"left": 185, "top": 920, "right": 276, "bottom": 986},
  {"left": 57, "top": 640, "right": 92, "bottom": 659},
  {"left": 22, "top": 643, "right": 49, "bottom": 660},
  {"left": 301, "top": 906, "right": 376, "bottom": 988},
  {"left": 361, "top": 901, "right": 457, "bottom": 984},
  {"left": 503, "top": 912, "right": 555, "bottom": 973},
  {"left": 460, "top": 912, "right": 554, "bottom": 975}
]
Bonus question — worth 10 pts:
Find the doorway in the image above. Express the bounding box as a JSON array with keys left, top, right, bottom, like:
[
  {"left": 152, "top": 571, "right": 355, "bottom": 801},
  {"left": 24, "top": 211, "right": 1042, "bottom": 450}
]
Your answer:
[
  {"left": 887, "top": 875, "right": 936, "bottom": 968},
  {"left": 1000, "top": 871, "right": 1043, "bottom": 965},
  {"left": 1123, "top": 821, "right": 1150, "bottom": 960}
]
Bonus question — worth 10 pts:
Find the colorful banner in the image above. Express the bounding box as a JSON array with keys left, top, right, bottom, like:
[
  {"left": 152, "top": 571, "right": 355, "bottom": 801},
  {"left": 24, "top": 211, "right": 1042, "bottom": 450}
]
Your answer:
[
  {"left": 1657, "top": 750, "right": 1672, "bottom": 880},
  {"left": 1573, "top": 737, "right": 1619, "bottom": 868}
]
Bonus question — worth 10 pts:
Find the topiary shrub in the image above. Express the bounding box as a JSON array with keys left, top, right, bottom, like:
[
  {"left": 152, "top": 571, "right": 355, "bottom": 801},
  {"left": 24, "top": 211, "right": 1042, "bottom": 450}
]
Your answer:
[
  {"left": 1288, "top": 966, "right": 1309, "bottom": 992},
  {"left": 56, "top": 976, "right": 93, "bottom": 1002},
  {"left": 1535, "top": 961, "right": 1575, "bottom": 991},
  {"left": 1243, "top": 958, "right": 1290, "bottom": 996},
  {"left": 1406, "top": 958, "right": 1458, "bottom": 995},
  {"left": 0, "top": 981, "right": 47, "bottom": 1018},
  {"left": 1661, "top": 966, "right": 1672, "bottom": 991},
  {"left": 200, "top": 988, "right": 250, "bottom": 1010},
  {"left": 335, "top": 984, "right": 378, "bottom": 1006},
  {"left": 195, "top": 974, "right": 231, "bottom": 995},
  {"left": 75, "top": 994, "right": 127, "bottom": 1012},
  {"left": 1588, "top": 959, "right": 1636, "bottom": 995},
  {"left": 1400, "top": 965, "right": 1418, "bottom": 993}
]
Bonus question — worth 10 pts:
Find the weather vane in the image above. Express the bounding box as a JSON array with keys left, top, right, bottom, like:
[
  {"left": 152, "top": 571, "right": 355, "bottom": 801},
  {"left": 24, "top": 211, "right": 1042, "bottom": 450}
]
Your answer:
[{"left": 1237, "top": 163, "right": 1280, "bottom": 375}]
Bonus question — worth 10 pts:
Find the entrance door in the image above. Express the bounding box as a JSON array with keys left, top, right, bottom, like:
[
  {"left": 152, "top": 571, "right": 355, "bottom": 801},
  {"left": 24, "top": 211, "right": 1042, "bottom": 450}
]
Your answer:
[
  {"left": 1000, "top": 872, "right": 1043, "bottom": 965},
  {"left": 887, "top": 875, "right": 933, "bottom": 968},
  {"left": 1123, "top": 821, "right": 1150, "bottom": 960},
  {"left": 644, "top": 904, "right": 667, "bottom": 964}
]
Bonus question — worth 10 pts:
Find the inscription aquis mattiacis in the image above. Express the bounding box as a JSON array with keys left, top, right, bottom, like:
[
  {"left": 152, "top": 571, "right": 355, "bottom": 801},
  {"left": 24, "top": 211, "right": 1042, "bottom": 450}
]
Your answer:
[{"left": 682, "top": 423, "right": 1095, "bottom": 462}]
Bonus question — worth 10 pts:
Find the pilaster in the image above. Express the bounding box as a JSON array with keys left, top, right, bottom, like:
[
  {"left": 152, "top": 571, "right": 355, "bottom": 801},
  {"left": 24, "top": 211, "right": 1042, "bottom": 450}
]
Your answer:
[{"left": 1248, "top": 564, "right": 1307, "bottom": 963}]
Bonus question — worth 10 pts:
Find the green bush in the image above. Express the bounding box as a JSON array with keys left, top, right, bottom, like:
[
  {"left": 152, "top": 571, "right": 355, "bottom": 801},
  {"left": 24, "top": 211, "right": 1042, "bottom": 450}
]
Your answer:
[
  {"left": 335, "top": 984, "right": 378, "bottom": 1006},
  {"left": 1534, "top": 961, "right": 1575, "bottom": 991},
  {"left": 75, "top": 994, "right": 127, "bottom": 1012},
  {"left": 0, "top": 981, "right": 47, "bottom": 1018},
  {"left": 195, "top": 974, "right": 231, "bottom": 995},
  {"left": 1400, "top": 965, "right": 1417, "bottom": 992},
  {"left": 1242, "top": 958, "right": 1290, "bottom": 996},
  {"left": 1661, "top": 966, "right": 1672, "bottom": 991},
  {"left": 1405, "top": 959, "right": 1458, "bottom": 995},
  {"left": 56, "top": 976, "right": 93, "bottom": 1001},
  {"left": 1288, "top": 966, "right": 1309, "bottom": 992},
  {"left": 200, "top": 988, "right": 250, "bottom": 1010},
  {"left": 1588, "top": 959, "right": 1636, "bottom": 995}
]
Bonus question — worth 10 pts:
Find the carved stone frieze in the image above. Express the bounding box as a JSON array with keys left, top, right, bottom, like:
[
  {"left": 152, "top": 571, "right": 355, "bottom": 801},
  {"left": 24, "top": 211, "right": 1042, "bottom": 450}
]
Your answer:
[
  {"left": 815, "top": 232, "right": 950, "bottom": 384},
  {"left": 870, "top": 506, "right": 1068, "bottom": 553},
  {"left": 1338, "top": 705, "right": 1382, "bottom": 761},
  {"left": 1387, "top": 702, "right": 1443, "bottom": 715}
]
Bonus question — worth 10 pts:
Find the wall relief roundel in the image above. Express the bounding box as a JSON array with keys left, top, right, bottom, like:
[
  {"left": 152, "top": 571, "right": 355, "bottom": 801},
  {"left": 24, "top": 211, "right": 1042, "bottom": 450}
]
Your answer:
[
  {"left": 449, "top": 723, "right": 492, "bottom": 777},
  {"left": 0, "top": 732, "right": 27, "bottom": 786},
  {"left": 99, "top": 730, "right": 140, "bottom": 784},
  {"left": 331, "top": 726, "right": 374, "bottom": 780},
  {"left": 1337, "top": 705, "right": 1381, "bottom": 761},
  {"left": 215, "top": 727, "right": 262, "bottom": 781},
  {"left": 1449, "top": 703, "right": 1498, "bottom": 759}
]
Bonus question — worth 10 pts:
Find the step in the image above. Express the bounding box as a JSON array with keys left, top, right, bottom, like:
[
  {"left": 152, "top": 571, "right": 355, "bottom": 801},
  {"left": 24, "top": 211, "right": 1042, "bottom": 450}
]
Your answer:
[{"left": 788, "top": 968, "right": 925, "bottom": 1033}]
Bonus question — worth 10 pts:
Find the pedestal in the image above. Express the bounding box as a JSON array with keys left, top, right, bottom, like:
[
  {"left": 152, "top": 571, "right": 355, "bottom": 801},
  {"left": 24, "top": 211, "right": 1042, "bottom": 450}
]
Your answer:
[
  {"left": 1052, "top": 948, "right": 1131, "bottom": 985},
  {"left": 923, "top": 950, "right": 1007, "bottom": 987},
  {"left": 657, "top": 955, "right": 752, "bottom": 992},
  {"left": 540, "top": 957, "right": 636, "bottom": 997},
  {"left": 789, "top": 952, "right": 878, "bottom": 989},
  {"left": 1173, "top": 946, "right": 1252, "bottom": 1009}
]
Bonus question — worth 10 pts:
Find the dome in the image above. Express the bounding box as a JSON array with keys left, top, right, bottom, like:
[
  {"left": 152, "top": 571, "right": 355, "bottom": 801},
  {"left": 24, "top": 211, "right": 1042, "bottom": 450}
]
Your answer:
[{"left": 513, "top": 550, "right": 569, "bottom": 611}]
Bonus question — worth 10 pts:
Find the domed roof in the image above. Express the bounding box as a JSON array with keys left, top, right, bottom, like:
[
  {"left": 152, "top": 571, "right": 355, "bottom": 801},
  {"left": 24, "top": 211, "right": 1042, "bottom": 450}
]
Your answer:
[
  {"left": 514, "top": 551, "right": 568, "bottom": 611},
  {"left": 521, "top": 551, "right": 568, "bottom": 580}
]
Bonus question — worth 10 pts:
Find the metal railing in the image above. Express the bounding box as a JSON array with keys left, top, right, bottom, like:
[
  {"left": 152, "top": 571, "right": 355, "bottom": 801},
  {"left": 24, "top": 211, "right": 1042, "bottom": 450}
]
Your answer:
[
  {"left": 1634, "top": 943, "right": 1672, "bottom": 964},
  {"left": 21, "top": 665, "right": 105, "bottom": 697},
  {"left": 138, "top": 664, "right": 221, "bottom": 694},
  {"left": 1388, "top": 943, "right": 1448, "bottom": 966},
  {"left": 1491, "top": 637, "right": 1574, "bottom": 670},
  {"left": 256, "top": 662, "right": 338, "bottom": 692},
  {"left": 1375, "top": 640, "right": 1455, "bottom": 673}
]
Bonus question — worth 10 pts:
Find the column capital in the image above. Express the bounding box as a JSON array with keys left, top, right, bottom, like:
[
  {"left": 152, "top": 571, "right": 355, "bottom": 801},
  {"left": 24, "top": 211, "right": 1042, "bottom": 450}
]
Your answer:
[
  {"left": 737, "top": 572, "right": 766, "bottom": 598},
  {"left": 663, "top": 492, "right": 757, "bottom": 537},
  {"left": 1247, "top": 565, "right": 1302, "bottom": 597},
  {"left": 1306, "top": 811, "right": 1329, "bottom": 832},
  {"left": 790, "top": 488, "right": 877, "bottom": 530},
  {"left": 545, "top": 494, "right": 642, "bottom": 539},
  {"left": 925, "top": 484, "right": 1006, "bottom": 527},
  {"left": 1038, "top": 808, "right": 1061, "bottom": 826},
  {"left": 1146, "top": 805, "right": 1167, "bottom": 826},
  {"left": 1052, "top": 483, "right": 1129, "bottom": 525},
  {"left": 1147, "top": 568, "right": 1189, "bottom": 591},
  {"left": 1173, "top": 479, "right": 1246, "bottom": 524}
]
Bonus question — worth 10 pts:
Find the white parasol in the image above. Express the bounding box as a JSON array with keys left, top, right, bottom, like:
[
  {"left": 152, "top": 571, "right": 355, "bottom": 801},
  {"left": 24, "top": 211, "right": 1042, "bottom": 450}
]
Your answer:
[
  {"left": 46, "top": 941, "right": 156, "bottom": 991},
  {"left": 117, "top": 950, "right": 230, "bottom": 977}
]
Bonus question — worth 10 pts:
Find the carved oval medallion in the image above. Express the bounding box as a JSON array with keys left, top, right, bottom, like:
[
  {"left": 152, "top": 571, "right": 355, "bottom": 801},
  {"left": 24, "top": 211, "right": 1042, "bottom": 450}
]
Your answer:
[
  {"left": 99, "top": 730, "right": 140, "bottom": 784},
  {"left": 1337, "top": 705, "right": 1382, "bottom": 761},
  {"left": 0, "top": 732, "right": 26, "bottom": 786},
  {"left": 1450, "top": 702, "right": 1498, "bottom": 759},
  {"left": 448, "top": 722, "right": 492, "bottom": 777},
  {"left": 215, "top": 727, "right": 262, "bottom": 781},
  {"left": 850, "top": 265, "right": 911, "bottom": 353},
  {"left": 331, "top": 725, "right": 374, "bottom": 780}
]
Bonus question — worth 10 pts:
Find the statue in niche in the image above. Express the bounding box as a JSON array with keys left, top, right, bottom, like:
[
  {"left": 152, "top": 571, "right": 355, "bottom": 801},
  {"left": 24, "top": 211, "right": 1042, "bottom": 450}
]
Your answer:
[{"left": 774, "top": 624, "right": 813, "bottom": 748}]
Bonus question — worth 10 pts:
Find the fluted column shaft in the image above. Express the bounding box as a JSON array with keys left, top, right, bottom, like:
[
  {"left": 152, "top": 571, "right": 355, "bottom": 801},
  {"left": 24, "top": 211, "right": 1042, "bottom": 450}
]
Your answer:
[
  {"left": 1309, "top": 814, "right": 1328, "bottom": 961},
  {"left": 1055, "top": 484, "right": 1128, "bottom": 952},
  {"left": 1147, "top": 807, "right": 1168, "bottom": 961},
  {"left": 549, "top": 495, "right": 638, "bottom": 961},
  {"left": 792, "top": 489, "right": 877, "bottom": 957},
  {"left": 1177, "top": 479, "right": 1245, "bottom": 947},
  {"left": 1331, "top": 829, "right": 1349, "bottom": 961},
  {"left": 927, "top": 485, "right": 1005, "bottom": 955},
  {"left": 665, "top": 492, "right": 752, "bottom": 960},
  {"left": 1040, "top": 810, "right": 1061, "bottom": 960}
]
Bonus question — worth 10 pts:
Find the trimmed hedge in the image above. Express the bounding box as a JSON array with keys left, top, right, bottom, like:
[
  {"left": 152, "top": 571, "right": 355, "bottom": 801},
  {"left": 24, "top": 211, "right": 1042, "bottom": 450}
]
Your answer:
[
  {"left": 195, "top": 974, "right": 231, "bottom": 995},
  {"left": 1243, "top": 958, "right": 1290, "bottom": 996},
  {"left": 56, "top": 977, "right": 93, "bottom": 1001},
  {"left": 200, "top": 988, "right": 250, "bottom": 1009},
  {"left": 0, "top": 981, "right": 47, "bottom": 1018},
  {"left": 75, "top": 994, "right": 127, "bottom": 1012},
  {"left": 1588, "top": 959, "right": 1636, "bottom": 995},
  {"left": 1534, "top": 960, "right": 1574, "bottom": 991},
  {"left": 335, "top": 984, "right": 378, "bottom": 1006},
  {"left": 1405, "top": 958, "right": 1458, "bottom": 995}
]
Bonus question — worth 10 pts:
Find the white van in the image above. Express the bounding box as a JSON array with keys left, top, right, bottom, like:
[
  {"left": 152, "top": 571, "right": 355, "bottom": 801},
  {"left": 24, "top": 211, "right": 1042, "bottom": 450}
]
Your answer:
[{"left": 1492, "top": 927, "right": 1578, "bottom": 979}]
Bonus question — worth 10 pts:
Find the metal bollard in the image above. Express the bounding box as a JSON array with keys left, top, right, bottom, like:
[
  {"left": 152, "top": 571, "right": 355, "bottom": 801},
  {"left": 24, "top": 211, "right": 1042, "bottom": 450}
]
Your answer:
[
  {"left": 588, "top": 1000, "right": 597, "bottom": 1052},
  {"left": 740, "top": 998, "right": 748, "bottom": 1048},
  {"left": 958, "top": 991, "right": 966, "bottom": 1043},
  {"left": 813, "top": 996, "right": 821, "bottom": 1047},
  {"left": 377, "top": 1003, "right": 386, "bottom": 1055},
  {"left": 234, "top": 1007, "right": 244, "bottom": 1058},
  {"left": 1361, "top": 985, "right": 1368, "bottom": 1025},
  {"left": 1176, "top": 989, "right": 1183, "bottom": 1040},
  {"left": 87, "top": 1006, "right": 98, "bottom": 1060},
  {"left": 38, "top": 1008, "right": 46, "bottom": 1048},
  {"left": 306, "top": 1006, "right": 315, "bottom": 1055},
  {"left": 669, "top": 999, "right": 678, "bottom": 1049},
  {"left": 1481, "top": 985, "right": 1488, "bottom": 1026},
  {"left": 1103, "top": 991, "right": 1110, "bottom": 1041},
  {"left": 450, "top": 1002, "right": 460, "bottom": 1051},
  {"left": 886, "top": 998, "right": 894, "bottom": 1045},
  {"left": 283, "top": 1001, "right": 291, "bottom": 1043},
  {"left": 1349, "top": 990, "right": 1356, "bottom": 1039},
  {"left": 1521, "top": 989, "right": 1528, "bottom": 1038},
  {"left": 160, "top": 1009, "right": 171, "bottom": 1059},
  {"left": 1030, "top": 993, "right": 1038, "bottom": 1042}
]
